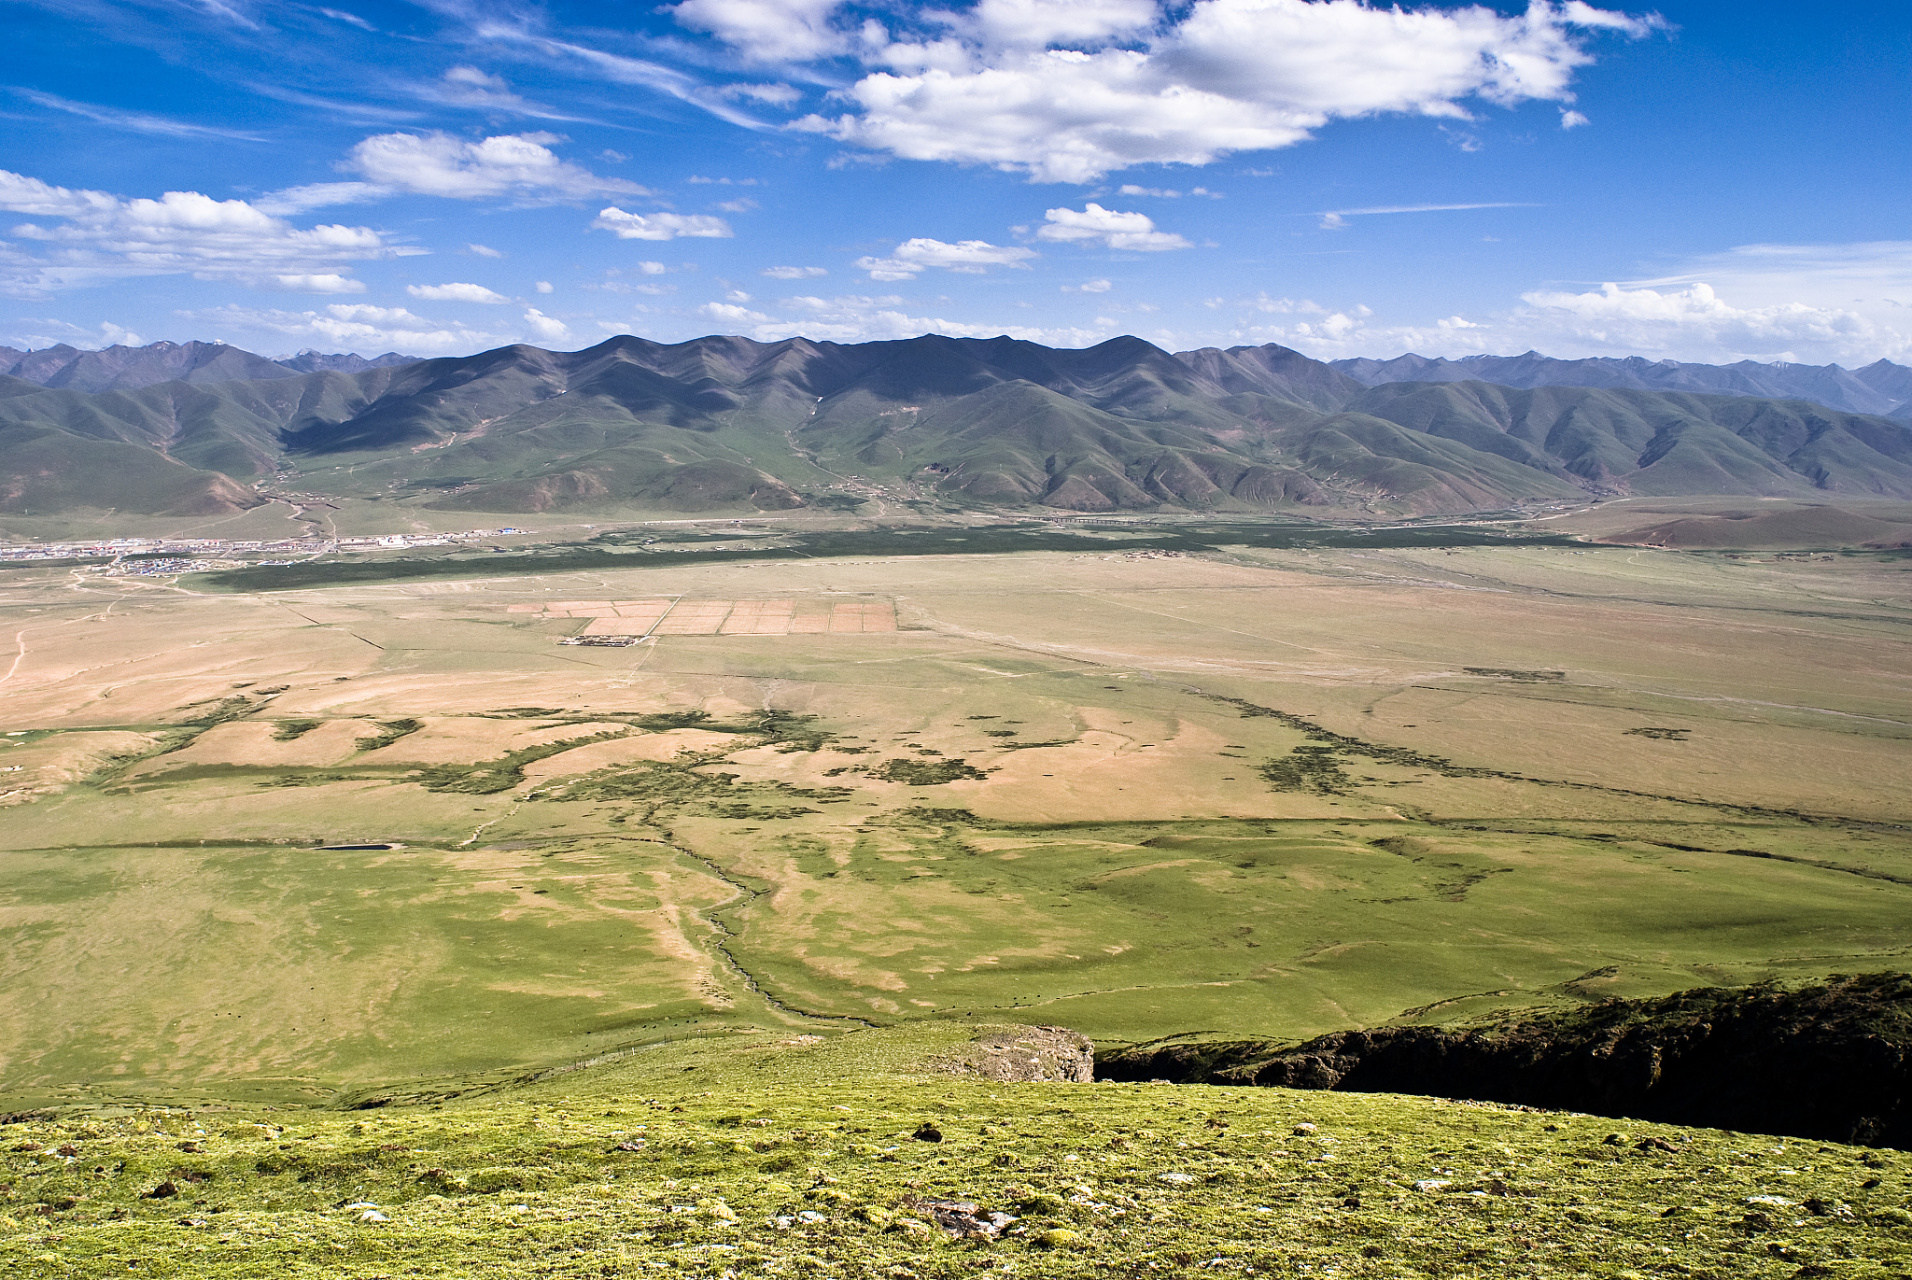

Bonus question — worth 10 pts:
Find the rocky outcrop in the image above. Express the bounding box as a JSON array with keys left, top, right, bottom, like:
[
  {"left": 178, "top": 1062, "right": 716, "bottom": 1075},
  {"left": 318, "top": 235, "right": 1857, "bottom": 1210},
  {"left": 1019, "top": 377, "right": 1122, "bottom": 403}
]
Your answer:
[
  {"left": 1098, "top": 973, "right": 1912, "bottom": 1148},
  {"left": 936, "top": 1025, "right": 1095, "bottom": 1083}
]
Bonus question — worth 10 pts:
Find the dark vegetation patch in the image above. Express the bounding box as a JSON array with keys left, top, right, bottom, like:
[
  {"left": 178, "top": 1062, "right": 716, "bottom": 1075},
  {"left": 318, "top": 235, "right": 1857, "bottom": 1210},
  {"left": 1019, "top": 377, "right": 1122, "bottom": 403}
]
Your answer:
[
  {"left": 1624, "top": 727, "right": 1692, "bottom": 741},
  {"left": 1462, "top": 667, "right": 1567, "bottom": 682},
  {"left": 869, "top": 758, "right": 992, "bottom": 785},
  {"left": 194, "top": 522, "right": 1585, "bottom": 592},
  {"left": 270, "top": 719, "right": 323, "bottom": 742},
  {"left": 353, "top": 718, "right": 422, "bottom": 752},
  {"left": 1098, "top": 973, "right": 1912, "bottom": 1148}
]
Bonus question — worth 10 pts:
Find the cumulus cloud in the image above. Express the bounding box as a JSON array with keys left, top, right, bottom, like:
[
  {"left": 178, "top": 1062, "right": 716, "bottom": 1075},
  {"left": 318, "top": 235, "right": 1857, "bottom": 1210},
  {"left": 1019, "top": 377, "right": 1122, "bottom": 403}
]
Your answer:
[
  {"left": 0, "top": 168, "right": 399, "bottom": 297},
  {"left": 183, "top": 303, "right": 503, "bottom": 354},
  {"left": 1038, "top": 203, "right": 1190, "bottom": 251},
  {"left": 1513, "top": 281, "right": 1902, "bottom": 363},
  {"left": 347, "top": 132, "right": 649, "bottom": 201},
  {"left": 522, "top": 307, "right": 570, "bottom": 341},
  {"left": 698, "top": 300, "right": 773, "bottom": 323},
  {"left": 672, "top": 0, "right": 849, "bottom": 63},
  {"left": 1208, "top": 246, "right": 1912, "bottom": 365},
  {"left": 854, "top": 237, "right": 1036, "bottom": 280},
  {"left": 407, "top": 281, "right": 511, "bottom": 303},
  {"left": 761, "top": 265, "right": 828, "bottom": 279},
  {"left": 743, "top": 292, "right": 1117, "bottom": 346},
  {"left": 274, "top": 273, "right": 367, "bottom": 294},
  {"left": 535, "top": 280, "right": 554, "bottom": 293},
  {"left": 592, "top": 207, "right": 735, "bottom": 240},
  {"left": 795, "top": 0, "right": 1659, "bottom": 181}
]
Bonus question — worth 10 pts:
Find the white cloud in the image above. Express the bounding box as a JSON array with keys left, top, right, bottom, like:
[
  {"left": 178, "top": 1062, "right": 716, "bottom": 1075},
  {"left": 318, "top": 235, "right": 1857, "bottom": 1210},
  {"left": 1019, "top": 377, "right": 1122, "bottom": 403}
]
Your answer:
[
  {"left": 0, "top": 169, "right": 398, "bottom": 297},
  {"left": 407, "top": 282, "right": 511, "bottom": 304},
  {"left": 467, "top": 242, "right": 505, "bottom": 258},
  {"left": 592, "top": 207, "right": 735, "bottom": 240},
  {"left": 698, "top": 300, "right": 773, "bottom": 324},
  {"left": 347, "top": 132, "right": 649, "bottom": 201},
  {"left": 1213, "top": 245, "right": 1912, "bottom": 365},
  {"left": 274, "top": 273, "right": 367, "bottom": 294},
  {"left": 742, "top": 292, "right": 1116, "bottom": 346},
  {"left": 184, "top": 303, "right": 502, "bottom": 354},
  {"left": 716, "top": 198, "right": 760, "bottom": 213},
  {"left": 253, "top": 182, "right": 389, "bottom": 216},
  {"left": 535, "top": 280, "right": 554, "bottom": 293},
  {"left": 11, "top": 89, "right": 267, "bottom": 141},
  {"left": 1038, "top": 203, "right": 1190, "bottom": 251},
  {"left": 423, "top": 67, "right": 585, "bottom": 122},
  {"left": 798, "top": 0, "right": 1658, "bottom": 182},
  {"left": 854, "top": 237, "right": 1036, "bottom": 280},
  {"left": 762, "top": 265, "right": 828, "bottom": 279},
  {"left": 1064, "top": 278, "right": 1113, "bottom": 293},
  {"left": 522, "top": 307, "right": 570, "bottom": 341},
  {"left": 672, "top": 0, "right": 849, "bottom": 62},
  {"left": 1560, "top": 109, "right": 1590, "bottom": 128},
  {"left": 1317, "top": 201, "right": 1533, "bottom": 230}
]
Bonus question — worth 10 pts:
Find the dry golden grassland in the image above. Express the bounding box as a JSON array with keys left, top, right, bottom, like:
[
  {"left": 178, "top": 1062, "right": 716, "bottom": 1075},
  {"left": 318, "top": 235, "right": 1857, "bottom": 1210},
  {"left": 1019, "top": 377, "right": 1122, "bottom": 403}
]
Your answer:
[{"left": 0, "top": 535, "right": 1908, "bottom": 1110}]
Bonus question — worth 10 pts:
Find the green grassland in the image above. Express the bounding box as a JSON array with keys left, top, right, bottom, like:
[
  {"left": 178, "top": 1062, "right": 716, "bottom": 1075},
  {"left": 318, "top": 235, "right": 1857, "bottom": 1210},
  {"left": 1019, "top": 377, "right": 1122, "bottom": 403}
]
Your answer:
[{"left": 1, "top": 532, "right": 1908, "bottom": 1111}]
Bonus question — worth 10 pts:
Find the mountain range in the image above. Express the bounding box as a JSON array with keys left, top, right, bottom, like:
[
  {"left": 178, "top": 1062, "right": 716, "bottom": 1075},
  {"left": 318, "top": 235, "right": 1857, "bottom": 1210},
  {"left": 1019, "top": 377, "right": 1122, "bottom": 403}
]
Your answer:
[
  {"left": 0, "top": 341, "right": 413, "bottom": 395},
  {"left": 2, "top": 334, "right": 1910, "bottom": 518},
  {"left": 1331, "top": 351, "right": 1912, "bottom": 420}
]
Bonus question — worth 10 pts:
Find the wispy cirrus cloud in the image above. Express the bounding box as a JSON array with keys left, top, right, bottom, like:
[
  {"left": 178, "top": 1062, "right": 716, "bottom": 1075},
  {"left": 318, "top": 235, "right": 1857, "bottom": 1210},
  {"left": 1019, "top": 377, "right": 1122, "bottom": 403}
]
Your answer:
[
  {"left": 1317, "top": 201, "right": 1537, "bottom": 230},
  {"left": 8, "top": 87, "right": 267, "bottom": 141}
]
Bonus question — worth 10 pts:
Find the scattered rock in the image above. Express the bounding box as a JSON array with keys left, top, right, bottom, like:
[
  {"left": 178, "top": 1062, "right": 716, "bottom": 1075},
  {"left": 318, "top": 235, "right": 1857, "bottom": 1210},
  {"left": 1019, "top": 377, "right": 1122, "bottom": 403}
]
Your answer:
[
  {"left": 909, "top": 1196, "right": 1017, "bottom": 1238},
  {"left": 54, "top": 1144, "right": 78, "bottom": 1157},
  {"left": 912, "top": 1122, "right": 943, "bottom": 1143},
  {"left": 1637, "top": 1136, "right": 1678, "bottom": 1154},
  {"left": 141, "top": 1181, "right": 179, "bottom": 1200},
  {"left": 1293, "top": 1123, "right": 1317, "bottom": 1136}
]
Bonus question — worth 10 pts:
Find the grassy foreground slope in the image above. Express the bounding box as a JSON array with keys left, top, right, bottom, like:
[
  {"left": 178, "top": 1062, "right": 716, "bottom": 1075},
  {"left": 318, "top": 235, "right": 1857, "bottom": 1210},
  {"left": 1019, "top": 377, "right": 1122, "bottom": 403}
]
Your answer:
[{"left": 5, "top": 1025, "right": 1910, "bottom": 1280}]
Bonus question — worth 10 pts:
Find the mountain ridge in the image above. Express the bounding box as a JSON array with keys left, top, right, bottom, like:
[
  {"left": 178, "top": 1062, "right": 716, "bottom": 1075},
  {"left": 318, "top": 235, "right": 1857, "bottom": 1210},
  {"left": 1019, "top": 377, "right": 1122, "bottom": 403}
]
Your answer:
[
  {"left": 0, "top": 340, "right": 414, "bottom": 395},
  {"left": 1, "top": 333, "right": 1910, "bottom": 518},
  {"left": 1330, "top": 349, "right": 1912, "bottom": 420}
]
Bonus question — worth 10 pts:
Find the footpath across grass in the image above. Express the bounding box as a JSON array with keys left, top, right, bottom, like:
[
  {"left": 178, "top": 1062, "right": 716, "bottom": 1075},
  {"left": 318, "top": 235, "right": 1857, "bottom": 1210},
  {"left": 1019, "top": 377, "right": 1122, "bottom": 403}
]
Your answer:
[{"left": 4, "top": 1025, "right": 1908, "bottom": 1279}]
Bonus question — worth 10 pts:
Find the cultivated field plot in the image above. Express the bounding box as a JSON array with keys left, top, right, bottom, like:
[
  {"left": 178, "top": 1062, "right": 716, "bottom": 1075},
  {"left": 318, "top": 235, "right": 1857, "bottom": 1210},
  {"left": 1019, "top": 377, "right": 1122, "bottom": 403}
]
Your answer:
[
  {"left": 514, "top": 597, "right": 898, "bottom": 636},
  {"left": 0, "top": 531, "right": 1908, "bottom": 1107}
]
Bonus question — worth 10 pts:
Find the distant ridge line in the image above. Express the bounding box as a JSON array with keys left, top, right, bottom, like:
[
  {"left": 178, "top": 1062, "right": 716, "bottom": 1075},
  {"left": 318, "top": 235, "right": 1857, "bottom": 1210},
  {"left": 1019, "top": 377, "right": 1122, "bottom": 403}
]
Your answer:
[{"left": 3, "top": 336, "right": 1904, "bottom": 420}]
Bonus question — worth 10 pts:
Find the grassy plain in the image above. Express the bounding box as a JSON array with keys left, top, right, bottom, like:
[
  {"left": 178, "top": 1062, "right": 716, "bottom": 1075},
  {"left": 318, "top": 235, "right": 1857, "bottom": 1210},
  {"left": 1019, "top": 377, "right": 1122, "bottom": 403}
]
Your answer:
[{"left": 1, "top": 521, "right": 1908, "bottom": 1112}]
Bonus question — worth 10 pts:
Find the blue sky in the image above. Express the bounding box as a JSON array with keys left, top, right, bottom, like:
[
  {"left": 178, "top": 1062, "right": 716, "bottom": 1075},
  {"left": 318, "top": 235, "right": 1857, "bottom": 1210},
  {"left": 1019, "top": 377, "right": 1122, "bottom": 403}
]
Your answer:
[{"left": 0, "top": 0, "right": 1906, "bottom": 364}]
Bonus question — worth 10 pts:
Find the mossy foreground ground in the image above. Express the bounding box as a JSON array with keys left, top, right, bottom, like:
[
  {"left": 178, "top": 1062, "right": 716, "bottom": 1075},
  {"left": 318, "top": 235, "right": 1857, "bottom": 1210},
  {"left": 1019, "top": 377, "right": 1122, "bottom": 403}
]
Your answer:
[{"left": 5, "top": 1027, "right": 1909, "bottom": 1280}]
